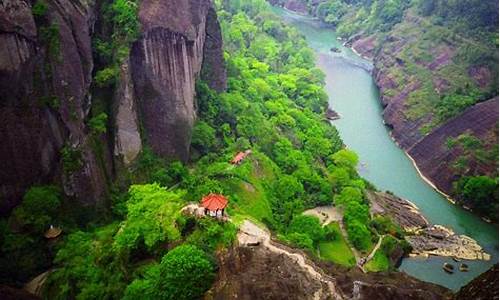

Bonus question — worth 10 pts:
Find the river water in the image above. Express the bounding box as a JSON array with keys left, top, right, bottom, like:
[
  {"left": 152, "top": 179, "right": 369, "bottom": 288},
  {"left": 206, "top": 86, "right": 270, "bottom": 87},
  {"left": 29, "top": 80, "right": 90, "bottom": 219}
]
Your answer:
[{"left": 273, "top": 7, "right": 498, "bottom": 291}]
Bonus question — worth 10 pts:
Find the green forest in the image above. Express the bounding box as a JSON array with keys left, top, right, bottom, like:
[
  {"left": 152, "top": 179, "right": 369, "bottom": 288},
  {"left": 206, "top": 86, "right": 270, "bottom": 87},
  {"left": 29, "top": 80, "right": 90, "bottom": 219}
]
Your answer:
[
  {"left": 0, "top": 0, "right": 497, "bottom": 298},
  {"left": 0, "top": 0, "right": 411, "bottom": 298},
  {"left": 274, "top": 0, "right": 499, "bottom": 219}
]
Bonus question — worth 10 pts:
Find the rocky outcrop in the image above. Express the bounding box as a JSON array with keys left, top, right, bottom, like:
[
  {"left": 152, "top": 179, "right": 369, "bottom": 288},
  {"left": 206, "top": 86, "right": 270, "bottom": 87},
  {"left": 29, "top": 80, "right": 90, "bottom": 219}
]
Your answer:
[
  {"left": 346, "top": 34, "right": 377, "bottom": 60},
  {"left": 367, "top": 191, "right": 489, "bottom": 260},
  {"left": 206, "top": 246, "right": 331, "bottom": 300},
  {"left": 366, "top": 191, "right": 428, "bottom": 232},
  {"left": 455, "top": 264, "right": 498, "bottom": 300},
  {"left": 208, "top": 221, "right": 451, "bottom": 300},
  {"left": 114, "top": 60, "right": 142, "bottom": 166},
  {"left": 408, "top": 98, "right": 499, "bottom": 195},
  {"left": 0, "top": 0, "right": 226, "bottom": 212},
  {"left": 130, "top": 0, "right": 225, "bottom": 162},
  {"left": 407, "top": 225, "right": 490, "bottom": 260},
  {"left": 200, "top": 6, "right": 227, "bottom": 92},
  {"left": 0, "top": 0, "right": 109, "bottom": 213}
]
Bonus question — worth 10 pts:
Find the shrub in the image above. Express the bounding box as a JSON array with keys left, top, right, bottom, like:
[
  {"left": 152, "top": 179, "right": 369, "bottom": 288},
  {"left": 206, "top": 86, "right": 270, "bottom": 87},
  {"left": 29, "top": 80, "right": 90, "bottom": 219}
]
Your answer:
[
  {"left": 288, "top": 215, "right": 324, "bottom": 244},
  {"left": 14, "top": 185, "right": 61, "bottom": 232},
  {"left": 88, "top": 112, "right": 108, "bottom": 135},
  {"left": 61, "top": 145, "right": 83, "bottom": 174},
  {"left": 285, "top": 232, "right": 314, "bottom": 251},
  {"left": 39, "top": 23, "right": 60, "bottom": 59},
  {"left": 157, "top": 245, "right": 215, "bottom": 300},
  {"left": 346, "top": 220, "right": 372, "bottom": 252},
  {"left": 32, "top": 0, "right": 48, "bottom": 18},
  {"left": 94, "top": 66, "right": 119, "bottom": 87}
]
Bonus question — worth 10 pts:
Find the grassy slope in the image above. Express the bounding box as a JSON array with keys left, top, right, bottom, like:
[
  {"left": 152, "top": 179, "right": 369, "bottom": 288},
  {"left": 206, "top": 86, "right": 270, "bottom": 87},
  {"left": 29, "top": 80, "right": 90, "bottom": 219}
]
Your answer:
[{"left": 318, "top": 222, "right": 356, "bottom": 267}]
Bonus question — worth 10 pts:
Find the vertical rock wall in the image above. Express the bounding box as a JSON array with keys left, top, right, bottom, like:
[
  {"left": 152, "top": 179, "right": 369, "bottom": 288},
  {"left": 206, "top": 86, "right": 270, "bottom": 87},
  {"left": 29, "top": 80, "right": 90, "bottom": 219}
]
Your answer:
[
  {"left": 129, "top": 0, "right": 225, "bottom": 162},
  {"left": 0, "top": 0, "right": 226, "bottom": 212},
  {"left": 0, "top": 0, "right": 109, "bottom": 213}
]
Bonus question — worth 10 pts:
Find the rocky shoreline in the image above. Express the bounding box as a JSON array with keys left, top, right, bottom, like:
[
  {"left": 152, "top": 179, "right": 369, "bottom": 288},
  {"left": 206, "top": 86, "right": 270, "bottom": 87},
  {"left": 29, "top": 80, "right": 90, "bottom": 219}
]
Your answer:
[{"left": 367, "top": 191, "right": 490, "bottom": 261}]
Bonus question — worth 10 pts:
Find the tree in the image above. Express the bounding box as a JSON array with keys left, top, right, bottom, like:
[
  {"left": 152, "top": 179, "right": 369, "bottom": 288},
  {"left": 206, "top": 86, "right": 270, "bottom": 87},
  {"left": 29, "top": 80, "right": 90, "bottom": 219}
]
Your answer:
[
  {"left": 113, "top": 184, "right": 183, "bottom": 252},
  {"left": 13, "top": 185, "right": 61, "bottom": 233},
  {"left": 346, "top": 220, "right": 372, "bottom": 251},
  {"left": 331, "top": 149, "right": 359, "bottom": 170},
  {"left": 334, "top": 186, "right": 363, "bottom": 207},
  {"left": 455, "top": 176, "right": 498, "bottom": 220},
  {"left": 191, "top": 121, "right": 217, "bottom": 154},
  {"left": 288, "top": 215, "right": 324, "bottom": 244},
  {"left": 157, "top": 245, "right": 215, "bottom": 300}
]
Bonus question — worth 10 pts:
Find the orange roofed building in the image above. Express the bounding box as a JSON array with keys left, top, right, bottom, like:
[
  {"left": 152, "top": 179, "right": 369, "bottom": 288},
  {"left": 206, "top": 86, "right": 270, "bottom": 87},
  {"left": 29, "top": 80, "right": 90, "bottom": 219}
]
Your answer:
[
  {"left": 231, "top": 150, "right": 252, "bottom": 165},
  {"left": 201, "top": 193, "right": 228, "bottom": 217}
]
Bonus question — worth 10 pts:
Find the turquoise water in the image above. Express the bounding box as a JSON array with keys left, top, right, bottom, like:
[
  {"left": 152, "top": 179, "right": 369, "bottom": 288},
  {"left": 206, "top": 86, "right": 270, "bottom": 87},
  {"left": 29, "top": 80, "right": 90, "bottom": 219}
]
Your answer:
[{"left": 273, "top": 7, "right": 498, "bottom": 291}]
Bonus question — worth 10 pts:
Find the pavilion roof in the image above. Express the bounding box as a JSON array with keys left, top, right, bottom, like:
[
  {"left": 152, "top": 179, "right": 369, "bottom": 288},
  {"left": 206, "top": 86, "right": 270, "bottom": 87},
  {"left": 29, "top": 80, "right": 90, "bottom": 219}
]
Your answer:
[
  {"left": 201, "top": 193, "right": 228, "bottom": 211},
  {"left": 44, "top": 225, "right": 62, "bottom": 239}
]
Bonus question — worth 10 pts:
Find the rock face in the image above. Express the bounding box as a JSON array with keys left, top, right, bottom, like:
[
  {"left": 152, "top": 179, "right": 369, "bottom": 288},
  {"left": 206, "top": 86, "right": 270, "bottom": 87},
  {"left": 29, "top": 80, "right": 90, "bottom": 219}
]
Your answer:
[
  {"left": 130, "top": 0, "right": 226, "bottom": 162},
  {"left": 206, "top": 246, "right": 329, "bottom": 300},
  {"left": 367, "top": 191, "right": 429, "bottom": 232},
  {"left": 408, "top": 98, "right": 499, "bottom": 195},
  {"left": 349, "top": 13, "right": 498, "bottom": 213},
  {"left": 455, "top": 264, "right": 499, "bottom": 300},
  {"left": 114, "top": 60, "right": 142, "bottom": 166},
  {"left": 0, "top": 0, "right": 109, "bottom": 213},
  {"left": 208, "top": 241, "right": 451, "bottom": 300},
  {"left": 0, "top": 0, "right": 226, "bottom": 212},
  {"left": 407, "top": 225, "right": 490, "bottom": 261},
  {"left": 367, "top": 191, "right": 489, "bottom": 260}
]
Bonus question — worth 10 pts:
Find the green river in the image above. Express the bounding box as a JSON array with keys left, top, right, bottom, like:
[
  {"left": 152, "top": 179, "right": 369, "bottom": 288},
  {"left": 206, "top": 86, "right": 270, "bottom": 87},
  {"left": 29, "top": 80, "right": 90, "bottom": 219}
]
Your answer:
[{"left": 273, "top": 7, "right": 499, "bottom": 291}]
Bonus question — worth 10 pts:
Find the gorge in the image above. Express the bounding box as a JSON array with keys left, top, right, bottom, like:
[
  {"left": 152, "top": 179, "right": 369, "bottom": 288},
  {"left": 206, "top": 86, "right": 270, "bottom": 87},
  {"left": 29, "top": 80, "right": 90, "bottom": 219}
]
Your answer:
[{"left": 0, "top": 0, "right": 498, "bottom": 299}]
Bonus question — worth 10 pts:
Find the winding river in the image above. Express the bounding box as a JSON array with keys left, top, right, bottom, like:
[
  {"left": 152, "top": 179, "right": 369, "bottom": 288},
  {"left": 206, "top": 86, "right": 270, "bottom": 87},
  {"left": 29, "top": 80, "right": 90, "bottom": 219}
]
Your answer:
[{"left": 273, "top": 7, "right": 499, "bottom": 291}]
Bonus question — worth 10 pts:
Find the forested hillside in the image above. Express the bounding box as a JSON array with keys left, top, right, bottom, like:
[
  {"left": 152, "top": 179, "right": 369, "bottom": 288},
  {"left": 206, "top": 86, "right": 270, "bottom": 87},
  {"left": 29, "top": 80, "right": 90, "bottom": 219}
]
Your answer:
[
  {"left": 0, "top": 0, "right": 419, "bottom": 298},
  {"left": 271, "top": 0, "right": 499, "bottom": 220}
]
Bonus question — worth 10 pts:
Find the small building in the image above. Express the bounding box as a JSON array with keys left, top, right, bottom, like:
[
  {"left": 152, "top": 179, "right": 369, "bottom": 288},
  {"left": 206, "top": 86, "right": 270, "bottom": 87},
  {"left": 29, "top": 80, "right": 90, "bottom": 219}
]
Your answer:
[
  {"left": 231, "top": 150, "right": 252, "bottom": 165},
  {"left": 201, "top": 193, "right": 228, "bottom": 217},
  {"left": 44, "top": 225, "right": 62, "bottom": 239}
]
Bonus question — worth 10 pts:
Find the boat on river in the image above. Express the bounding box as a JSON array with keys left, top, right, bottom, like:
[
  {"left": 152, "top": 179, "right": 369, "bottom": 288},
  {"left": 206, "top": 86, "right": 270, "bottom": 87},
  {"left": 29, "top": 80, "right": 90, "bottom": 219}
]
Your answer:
[
  {"left": 443, "top": 263, "right": 454, "bottom": 274},
  {"left": 459, "top": 263, "right": 469, "bottom": 272}
]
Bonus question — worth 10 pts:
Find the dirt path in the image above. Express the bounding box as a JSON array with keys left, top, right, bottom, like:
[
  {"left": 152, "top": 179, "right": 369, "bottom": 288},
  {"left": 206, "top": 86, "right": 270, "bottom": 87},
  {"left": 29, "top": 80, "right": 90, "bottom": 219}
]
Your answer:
[
  {"left": 303, "top": 206, "right": 343, "bottom": 225},
  {"left": 303, "top": 206, "right": 363, "bottom": 268},
  {"left": 238, "top": 220, "right": 344, "bottom": 300},
  {"left": 362, "top": 235, "right": 384, "bottom": 267}
]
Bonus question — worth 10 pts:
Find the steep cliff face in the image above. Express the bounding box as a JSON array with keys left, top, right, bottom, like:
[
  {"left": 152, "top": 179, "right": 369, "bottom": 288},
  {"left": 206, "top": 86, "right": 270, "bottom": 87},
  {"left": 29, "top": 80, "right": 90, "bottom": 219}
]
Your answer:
[
  {"left": 454, "top": 264, "right": 498, "bottom": 300},
  {"left": 408, "top": 98, "right": 499, "bottom": 195},
  {"left": 128, "top": 0, "right": 226, "bottom": 162},
  {"left": 0, "top": 0, "right": 226, "bottom": 212},
  {"left": 208, "top": 246, "right": 451, "bottom": 300},
  {"left": 0, "top": 0, "right": 109, "bottom": 213}
]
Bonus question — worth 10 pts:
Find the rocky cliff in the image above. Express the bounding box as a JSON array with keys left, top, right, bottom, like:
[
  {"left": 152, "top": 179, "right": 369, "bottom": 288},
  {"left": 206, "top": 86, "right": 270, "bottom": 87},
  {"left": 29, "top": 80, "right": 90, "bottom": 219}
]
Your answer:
[
  {"left": 0, "top": 0, "right": 226, "bottom": 213},
  {"left": 350, "top": 12, "right": 498, "bottom": 206},
  {"left": 129, "top": 0, "right": 226, "bottom": 162},
  {"left": 208, "top": 245, "right": 452, "bottom": 300},
  {"left": 0, "top": 0, "right": 109, "bottom": 213},
  {"left": 408, "top": 98, "right": 499, "bottom": 195},
  {"left": 454, "top": 264, "right": 498, "bottom": 300}
]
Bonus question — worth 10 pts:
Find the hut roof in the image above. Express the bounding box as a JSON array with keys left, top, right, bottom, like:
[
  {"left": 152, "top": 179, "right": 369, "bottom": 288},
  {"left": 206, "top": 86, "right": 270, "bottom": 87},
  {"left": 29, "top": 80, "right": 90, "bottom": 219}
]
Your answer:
[
  {"left": 201, "top": 194, "right": 228, "bottom": 211},
  {"left": 44, "top": 225, "right": 62, "bottom": 239},
  {"left": 231, "top": 150, "right": 251, "bottom": 164}
]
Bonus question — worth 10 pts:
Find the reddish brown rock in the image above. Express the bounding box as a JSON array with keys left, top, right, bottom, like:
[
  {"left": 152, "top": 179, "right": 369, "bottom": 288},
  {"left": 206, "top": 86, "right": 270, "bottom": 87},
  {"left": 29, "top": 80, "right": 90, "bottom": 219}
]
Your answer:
[
  {"left": 408, "top": 98, "right": 499, "bottom": 195},
  {"left": 454, "top": 264, "right": 498, "bottom": 300}
]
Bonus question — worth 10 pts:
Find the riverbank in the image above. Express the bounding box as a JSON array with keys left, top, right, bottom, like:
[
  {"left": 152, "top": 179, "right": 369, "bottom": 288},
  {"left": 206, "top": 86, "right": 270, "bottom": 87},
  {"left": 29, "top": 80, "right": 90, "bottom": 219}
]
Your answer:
[{"left": 272, "top": 6, "right": 498, "bottom": 290}]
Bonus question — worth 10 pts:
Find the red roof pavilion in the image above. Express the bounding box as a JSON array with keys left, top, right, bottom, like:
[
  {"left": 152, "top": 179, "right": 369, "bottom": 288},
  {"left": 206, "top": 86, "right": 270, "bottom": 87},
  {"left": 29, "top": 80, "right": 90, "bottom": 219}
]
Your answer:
[
  {"left": 231, "top": 150, "right": 252, "bottom": 165},
  {"left": 201, "top": 193, "right": 228, "bottom": 211}
]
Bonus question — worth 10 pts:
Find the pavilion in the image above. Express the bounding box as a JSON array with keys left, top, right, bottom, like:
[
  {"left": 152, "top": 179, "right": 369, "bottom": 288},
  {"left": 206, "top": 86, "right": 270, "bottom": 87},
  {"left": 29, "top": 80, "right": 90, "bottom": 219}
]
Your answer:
[
  {"left": 44, "top": 225, "right": 62, "bottom": 239},
  {"left": 201, "top": 193, "right": 228, "bottom": 217},
  {"left": 231, "top": 149, "right": 252, "bottom": 165}
]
